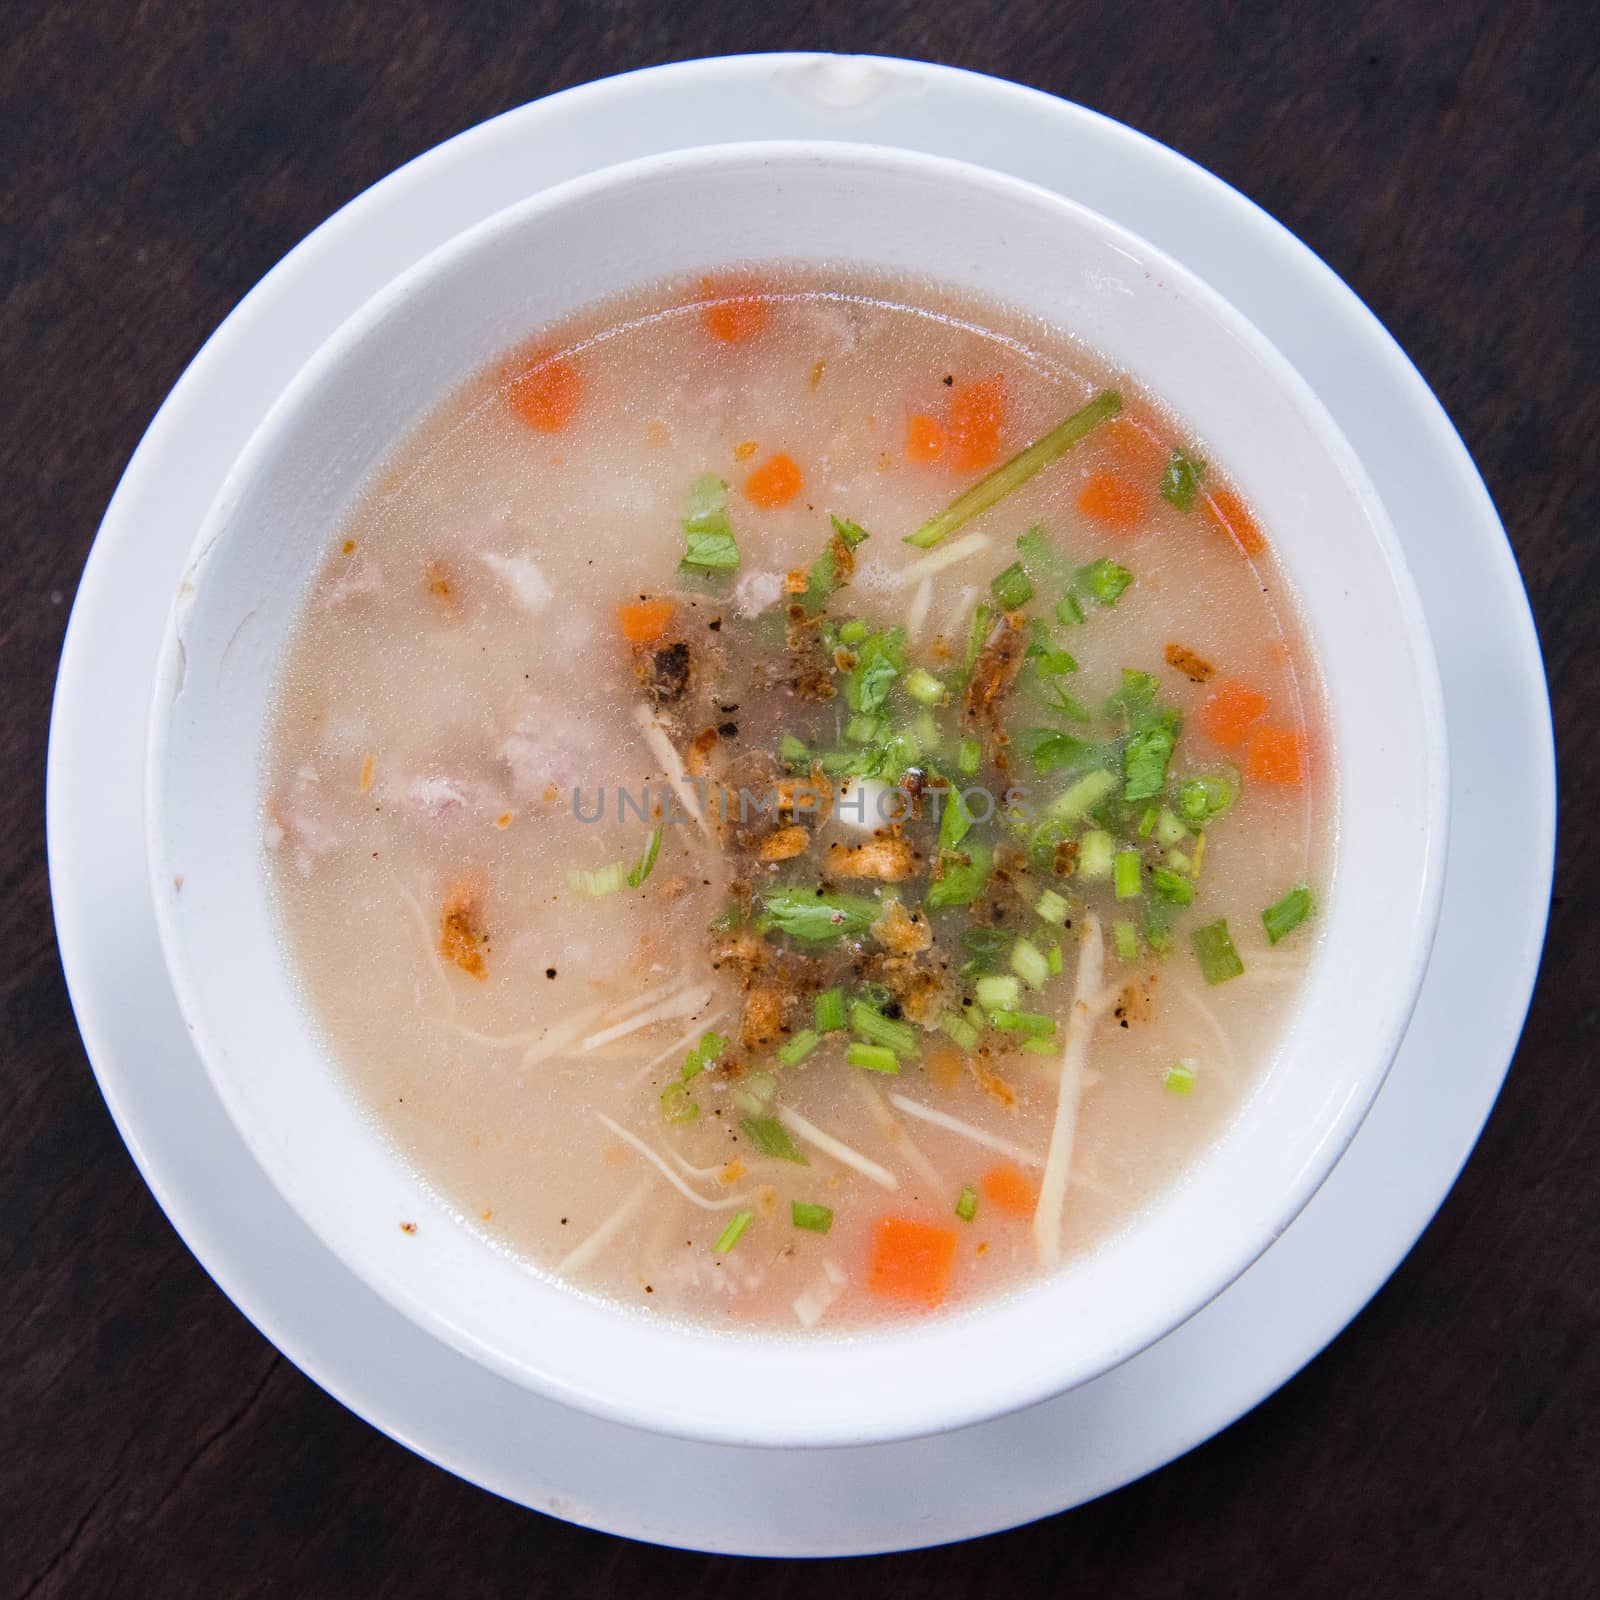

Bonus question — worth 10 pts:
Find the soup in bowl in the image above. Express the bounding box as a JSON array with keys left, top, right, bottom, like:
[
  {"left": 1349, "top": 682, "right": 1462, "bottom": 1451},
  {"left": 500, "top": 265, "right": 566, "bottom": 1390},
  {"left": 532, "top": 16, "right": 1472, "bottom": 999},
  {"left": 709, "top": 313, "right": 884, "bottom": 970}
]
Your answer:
[{"left": 148, "top": 143, "right": 1446, "bottom": 1446}]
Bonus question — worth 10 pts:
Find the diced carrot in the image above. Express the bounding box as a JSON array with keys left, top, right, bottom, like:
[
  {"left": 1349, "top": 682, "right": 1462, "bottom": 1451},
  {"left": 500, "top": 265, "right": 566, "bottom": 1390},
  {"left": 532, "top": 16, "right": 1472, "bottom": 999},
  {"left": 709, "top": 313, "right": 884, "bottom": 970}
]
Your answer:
[
  {"left": 1204, "top": 487, "right": 1268, "bottom": 557},
  {"left": 905, "top": 412, "right": 947, "bottom": 463},
  {"left": 616, "top": 597, "right": 675, "bottom": 645},
  {"left": 744, "top": 451, "right": 803, "bottom": 509},
  {"left": 980, "top": 1163, "right": 1036, "bottom": 1218},
  {"left": 1077, "top": 469, "right": 1146, "bottom": 532},
  {"left": 949, "top": 376, "right": 1006, "bottom": 472},
  {"left": 1199, "top": 678, "right": 1270, "bottom": 748},
  {"left": 1246, "top": 725, "right": 1307, "bottom": 785},
  {"left": 701, "top": 281, "right": 769, "bottom": 343},
  {"left": 867, "top": 1216, "right": 960, "bottom": 1309},
  {"left": 1102, "top": 414, "right": 1169, "bottom": 478},
  {"left": 508, "top": 354, "right": 582, "bottom": 433}
]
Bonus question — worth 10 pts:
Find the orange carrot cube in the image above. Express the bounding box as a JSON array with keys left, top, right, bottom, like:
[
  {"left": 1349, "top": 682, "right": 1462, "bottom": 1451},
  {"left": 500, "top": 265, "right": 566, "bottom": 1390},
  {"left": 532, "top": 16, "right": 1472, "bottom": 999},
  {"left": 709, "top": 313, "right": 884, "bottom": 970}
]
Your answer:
[
  {"left": 949, "top": 376, "right": 1006, "bottom": 471},
  {"left": 744, "top": 451, "right": 803, "bottom": 509},
  {"left": 980, "top": 1163, "right": 1037, "bottom": 1218},
  {"left": 508, "top": 354, "right": 582, "bottom": 433},
  {"left": 1246, "top": 725, "right": 1307, "bottom": 785},
  {"left": 905, "top": 412, "right": 947, "bottom": 463},
  {"left": 1199, "top": 678, "right": 1270, "bottom": 748},
  {"left": 867, "top": 1216, "right": 960, "bottom": 1309},
  {"left": 1077, "top": 469, "right": 1146, "bottom": 532}
]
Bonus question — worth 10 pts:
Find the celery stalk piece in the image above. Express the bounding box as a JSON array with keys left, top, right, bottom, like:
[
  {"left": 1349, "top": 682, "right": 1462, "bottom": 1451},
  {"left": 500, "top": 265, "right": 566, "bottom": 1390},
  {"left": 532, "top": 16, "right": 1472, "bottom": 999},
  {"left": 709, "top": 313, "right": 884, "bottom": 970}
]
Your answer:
[{"left": 905, "top": 391, "right": 1123, "bottom": 548}]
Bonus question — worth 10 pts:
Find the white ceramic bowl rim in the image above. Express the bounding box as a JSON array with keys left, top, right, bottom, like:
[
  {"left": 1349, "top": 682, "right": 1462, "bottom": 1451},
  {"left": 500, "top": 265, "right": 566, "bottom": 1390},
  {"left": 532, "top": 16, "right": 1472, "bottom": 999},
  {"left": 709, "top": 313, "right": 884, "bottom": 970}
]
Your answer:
[{"left": 146, "top": 139, "right": 1448, "bottom": 1449}]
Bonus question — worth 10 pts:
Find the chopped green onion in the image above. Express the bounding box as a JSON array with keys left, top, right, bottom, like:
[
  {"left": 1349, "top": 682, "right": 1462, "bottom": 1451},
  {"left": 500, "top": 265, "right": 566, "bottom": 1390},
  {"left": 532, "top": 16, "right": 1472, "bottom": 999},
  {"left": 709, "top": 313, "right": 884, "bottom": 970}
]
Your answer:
[
  {"left": 1049, "top": 767, "right": 1118, "bottom": 823},
  {"left": 1151, "top": 865, "right": 1195, "bottom": 905},
  {"left": 1035, "top": 888, "right": 1071, "bottom": 925},
  {"left": 956, "top": 1184, "right": 979, "bottom": 1223},
  {"left": 777, "top": 1028, "right": 821, "bottom": 1067},
  {"left": 883, "top": 721, "right": 925, "bottom": 769},
  {"left": 683, "top": 471, "right": 729, "bottom": 528},
  {"left": 1144, "top": 897, "right": 1175, "bottom": 956},
  {"left": 939, "top": 787, "right": 973, "bottom": 851},
  {"left": 759, "top": 887, "right": 881, "bottom": 944},
  {"left": 905, "top": 391, "right": 1123, "bottom": 548},
  {"left": 679, "top": 471, "right": 741, "bottom": 572},
  {"left": 814, "top": 988, "right": 847, "bottom": 1033},
  {"left": 682, "top": 1029, "right": 727, "bottom": 1081},
  {"left": 939, "top": 1009, "right": 981, "bottom": 1051},
  {"left": 1010, "top": 936, "right": 1051, "bottom": 992},
  {"left": 791, "top": 1201, "right": 834, "bottom": 1234},
  {"left": 991, "top": 1009, "right": 1057, "bottom": 1037},
  {"left": 1165, "top": 848, "right": 1193, "bottom": 874},
  {"left": 975, "top": 973, "right": 1022, "bottom": 1013},
  {"left": 838, "top": 618, "right": 869, "bottom": 645},
  {"left": 1046, "top": 939, "right": 1064, "bottom": 976},
  {"left": 740, "top": 1115, "right": 809, "bottom": 1164},
  {"left": 1114, "top": 849, "right": 1143, "bottom": 901},
  {"left": 904, "top": 667, "right": 948, "bottom": 706},
  {"left": 567, "top": 861, "right": 629, "bottom": 897},
  {"left": 990, "top": 561, "right": 1036, "bottom": 612},
  {"left": 927, "top": 841, "right": 992, "bottom": 908},
  {"left": 847, "top": 1041, "right": 901, "bottom": 1073},
  {"left": 1019, "top": 728, "right": 1105, "bottom": 777},
  {"left": 958, "top": 737, "right": 982, "bottom": 775},
  {"left": 1176, "top": 774, "right": 1236, "bottom": 824},
  {"left": 1029, "top": 679, "right": 1092, "bottom": 722},
  {"left": 1113, "top": 919, "right": 1140, "bottom": 961},
  {"left": 1123, "top": 723, "right": 1177, "bottom": 802},
  {"left": 966, "top": 602, "right": 994, "bottom": 666},
  {"left": 1015, "top": 524, "right": 1074, "bottom": 586},
  {"left": 1154, "top": 807, "right": 1188, "bottom": 847},
  {"left": 799, "top": 515, "right": 871, "bottom": 614},
  {"left": 1077, "top": 828, "right": 1115, "bottom": 880},
  {"left": 1076, "top": 557, "right": 1134, "bottom": 606},
  {"left": 732, "top": 1072, "right": 777, "bottom": 1116},
  {"left": 1262, "top": 885, "right": 1314, "bottom": 944},
  {"left": 1025, "top": 630, "right": 1080, "bottom": 678},
  {"left": 681, "top": 531, "right": 739, "bottom": 571},
  {"left": 627, "top": 824, "right": 664, "bottom": 888},
  {"left": 1164, "top": 1060, "right": 1197, "bottom": 1095},
  {"left": 1159, "top": 448, "right": 1207, "bottom": 512},
  {"left": 1192, "top": 919, "right": 1245, "bottom": 984},
  {"left": 1103, "top": 668, "right": 1164, "bottom": 730},
  {"left": 713, "top": 1211, "right": 755, "bottom": 1254},
  {"left": 959, "top": 925, "right": 1012, "bottom": 975},
  {"left": 660, "top": 1081, "right": 698, "bottom": 1123},
  {"left": 852, "top": 1001, "right": 919, "bottom": 1058},
  {"left": 844, "top": 627, "right": 907, "bottom": 715},
  {"left": 1137, "top": 805, "right": 1158, "bottom": 838},
  {"left": 845, "top": 712, "right": 885, "bottom": 744}
]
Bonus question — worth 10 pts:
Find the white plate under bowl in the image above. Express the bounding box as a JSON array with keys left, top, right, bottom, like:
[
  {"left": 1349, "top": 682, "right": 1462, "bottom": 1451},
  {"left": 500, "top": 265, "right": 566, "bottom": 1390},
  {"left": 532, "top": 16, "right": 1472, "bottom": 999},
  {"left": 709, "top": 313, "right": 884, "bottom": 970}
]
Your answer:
[
  {"left": 148, "top": 138, "right": 1444, "bottom": 1448},
  {"left": 47, "top": 54, "right": 1553, "bottom": 1553}
]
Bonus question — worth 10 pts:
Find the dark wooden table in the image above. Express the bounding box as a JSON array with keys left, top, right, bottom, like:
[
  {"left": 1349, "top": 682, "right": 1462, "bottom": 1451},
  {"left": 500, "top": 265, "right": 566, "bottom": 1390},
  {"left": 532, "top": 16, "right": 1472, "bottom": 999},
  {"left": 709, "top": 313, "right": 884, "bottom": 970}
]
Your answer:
[{"left": 4, "top": 3, "right": 1594, "bottom": 1594}]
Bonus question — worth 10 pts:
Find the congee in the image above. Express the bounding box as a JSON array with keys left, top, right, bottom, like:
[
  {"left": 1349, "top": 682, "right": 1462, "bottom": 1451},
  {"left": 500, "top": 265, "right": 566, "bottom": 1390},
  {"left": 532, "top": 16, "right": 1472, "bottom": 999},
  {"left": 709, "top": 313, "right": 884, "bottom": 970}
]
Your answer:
[{"left": 264, "top": 266, "right": 1329, "bottom": 1330}]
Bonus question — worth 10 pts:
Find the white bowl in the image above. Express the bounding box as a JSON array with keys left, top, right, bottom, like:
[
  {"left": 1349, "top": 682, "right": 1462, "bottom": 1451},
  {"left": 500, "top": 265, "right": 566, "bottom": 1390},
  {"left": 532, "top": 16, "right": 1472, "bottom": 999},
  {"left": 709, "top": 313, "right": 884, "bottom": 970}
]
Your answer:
[{"left": 146, "top": 141, "right": 1448, "bottom": 1449}]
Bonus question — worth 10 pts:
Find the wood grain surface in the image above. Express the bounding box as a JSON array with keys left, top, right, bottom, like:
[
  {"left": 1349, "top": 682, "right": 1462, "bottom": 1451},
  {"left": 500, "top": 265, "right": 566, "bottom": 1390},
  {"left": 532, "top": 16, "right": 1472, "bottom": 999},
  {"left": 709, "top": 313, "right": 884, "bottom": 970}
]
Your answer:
[{"left": 3, "top": 3, "right": 1594, "bottom": 1594}]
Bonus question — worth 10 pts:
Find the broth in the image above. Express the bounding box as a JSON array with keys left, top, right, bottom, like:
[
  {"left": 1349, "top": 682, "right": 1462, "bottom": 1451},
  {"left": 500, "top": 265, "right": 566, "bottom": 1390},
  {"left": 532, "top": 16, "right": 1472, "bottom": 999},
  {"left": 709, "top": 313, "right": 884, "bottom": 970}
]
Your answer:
[{"left": 264, "top": 266, "right": 1330, "bottom": 1332}]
